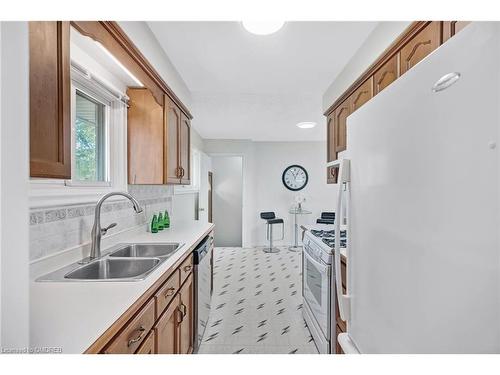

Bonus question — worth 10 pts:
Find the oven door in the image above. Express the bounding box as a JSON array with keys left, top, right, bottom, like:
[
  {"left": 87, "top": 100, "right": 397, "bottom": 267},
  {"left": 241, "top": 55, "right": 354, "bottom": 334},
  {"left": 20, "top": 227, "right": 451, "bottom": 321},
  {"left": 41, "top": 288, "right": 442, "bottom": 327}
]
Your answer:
[{"left": 303, "top": 246, "right": 331, "bottom": 339}]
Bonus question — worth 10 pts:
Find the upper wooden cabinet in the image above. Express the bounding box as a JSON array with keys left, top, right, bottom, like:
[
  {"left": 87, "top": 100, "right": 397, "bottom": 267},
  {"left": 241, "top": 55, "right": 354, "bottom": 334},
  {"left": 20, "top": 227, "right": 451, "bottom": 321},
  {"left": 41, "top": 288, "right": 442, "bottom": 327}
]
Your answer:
[
  {"left": 128, "top": 92, "right": 191, "bottom": 185},
  {"left": 165, "top": 96, "right": 181, "bottom": 184},
  {"left": 400, "top": 22, "right": 440, "bottom": 75},
  {"left": 326, "top": 113, "right": 337, "bottom": 184},
  {"left": 29, "top": 21, "right": 193, "bottom": 183},
  {"left": 374, "top": 54, "right": 399, "bottom": 95},
  {"left": 179, "top": 113, "right": 191, "bottom": 185},
  {"left": 333, "top": 100, "right": 350, "bottom": 153},
  {"left": 324, "top": 21, "right": 468, "bottom": 184},
  {"left": 29, "top": 21, "right": 71, "bottom": 179},
  {"left": 127, "top": 88, "right": 164, "bottom": 184},
  {"left": 350, "top": 76, "right": 373, "bottom": 112}
]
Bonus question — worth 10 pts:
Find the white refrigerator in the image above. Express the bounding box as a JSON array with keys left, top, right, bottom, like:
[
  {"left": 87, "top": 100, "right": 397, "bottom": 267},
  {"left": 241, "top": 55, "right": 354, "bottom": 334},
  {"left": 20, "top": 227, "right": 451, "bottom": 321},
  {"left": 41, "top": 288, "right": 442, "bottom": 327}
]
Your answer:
[{"left": 332, "top": 22, "right": 500, "bottom": 353}]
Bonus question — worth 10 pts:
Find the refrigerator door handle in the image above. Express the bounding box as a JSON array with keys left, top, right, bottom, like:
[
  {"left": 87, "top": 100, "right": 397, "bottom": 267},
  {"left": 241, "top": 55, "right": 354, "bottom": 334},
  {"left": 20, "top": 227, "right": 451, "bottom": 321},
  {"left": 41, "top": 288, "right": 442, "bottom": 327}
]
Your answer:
[{"left": 334, "top": 158, "right": 351, "bottom": 322}]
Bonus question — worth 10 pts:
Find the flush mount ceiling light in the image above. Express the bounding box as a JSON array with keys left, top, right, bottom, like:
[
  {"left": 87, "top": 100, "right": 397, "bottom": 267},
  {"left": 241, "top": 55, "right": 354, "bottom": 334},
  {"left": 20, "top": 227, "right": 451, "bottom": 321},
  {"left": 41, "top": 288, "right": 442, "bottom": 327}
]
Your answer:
[
  {"left": 296, "top": 122, "right": 317, "bottom": 129},
  {"left": 242, "top": 21, "right": 285, "bottom": 35}
]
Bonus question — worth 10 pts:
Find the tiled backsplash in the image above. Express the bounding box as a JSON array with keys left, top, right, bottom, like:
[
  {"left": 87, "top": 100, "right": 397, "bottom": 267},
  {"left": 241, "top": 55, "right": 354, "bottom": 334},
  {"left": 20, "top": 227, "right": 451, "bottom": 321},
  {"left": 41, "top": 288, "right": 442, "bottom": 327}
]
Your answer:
[{"left": 29, "top": 185, "right": 174, "bottom": 262}]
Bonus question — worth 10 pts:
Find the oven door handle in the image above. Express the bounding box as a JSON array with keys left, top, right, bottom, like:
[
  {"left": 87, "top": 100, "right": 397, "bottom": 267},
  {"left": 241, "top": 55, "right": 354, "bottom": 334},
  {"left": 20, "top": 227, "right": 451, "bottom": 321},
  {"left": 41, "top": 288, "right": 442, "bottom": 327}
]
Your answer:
[{"left": 334, "top": 158, "right": 351, "bottom": 322}]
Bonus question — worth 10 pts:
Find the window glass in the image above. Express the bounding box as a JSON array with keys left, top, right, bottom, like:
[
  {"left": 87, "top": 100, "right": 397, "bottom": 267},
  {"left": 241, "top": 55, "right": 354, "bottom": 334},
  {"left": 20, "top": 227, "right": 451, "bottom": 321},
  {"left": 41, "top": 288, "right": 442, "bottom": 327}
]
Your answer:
[{"left": 74, "top": 90, "right": 106, "bottom": 181}]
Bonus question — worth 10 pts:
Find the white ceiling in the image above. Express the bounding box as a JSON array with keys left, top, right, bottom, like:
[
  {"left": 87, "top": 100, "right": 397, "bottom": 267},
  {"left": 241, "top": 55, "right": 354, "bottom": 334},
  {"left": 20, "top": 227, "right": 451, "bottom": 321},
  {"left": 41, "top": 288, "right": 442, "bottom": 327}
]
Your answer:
[{"left": 148, "top": 21, "right": 378, "bottom": 141}]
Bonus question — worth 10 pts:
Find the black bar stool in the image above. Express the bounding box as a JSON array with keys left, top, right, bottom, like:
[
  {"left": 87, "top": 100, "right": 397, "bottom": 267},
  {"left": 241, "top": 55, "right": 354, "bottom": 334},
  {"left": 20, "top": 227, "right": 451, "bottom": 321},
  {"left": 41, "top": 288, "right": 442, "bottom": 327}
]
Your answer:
[
  {"left": 260, "top": 212, "right": 284, "bottom": 253},
  {"left": 316, "top": 212, "right": 335, "bottom": 225}
]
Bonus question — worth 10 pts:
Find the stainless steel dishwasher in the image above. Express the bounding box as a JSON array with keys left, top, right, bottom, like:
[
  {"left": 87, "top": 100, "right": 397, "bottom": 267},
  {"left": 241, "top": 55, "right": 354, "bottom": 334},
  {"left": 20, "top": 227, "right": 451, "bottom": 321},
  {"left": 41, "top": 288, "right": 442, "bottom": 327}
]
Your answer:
[{"left": 193, "top": 235, "right": 213, "bottom": 352}]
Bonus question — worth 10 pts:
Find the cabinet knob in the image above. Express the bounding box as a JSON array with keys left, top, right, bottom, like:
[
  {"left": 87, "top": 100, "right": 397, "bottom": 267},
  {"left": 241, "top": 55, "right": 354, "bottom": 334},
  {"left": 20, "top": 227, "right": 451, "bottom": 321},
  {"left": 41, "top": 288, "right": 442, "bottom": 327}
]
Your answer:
[
  {"left": 183, "top": 265, "right": 192, "bottom": 272},
  {"left": 164, "top": 287, "right": 176, "bottom": 297}
]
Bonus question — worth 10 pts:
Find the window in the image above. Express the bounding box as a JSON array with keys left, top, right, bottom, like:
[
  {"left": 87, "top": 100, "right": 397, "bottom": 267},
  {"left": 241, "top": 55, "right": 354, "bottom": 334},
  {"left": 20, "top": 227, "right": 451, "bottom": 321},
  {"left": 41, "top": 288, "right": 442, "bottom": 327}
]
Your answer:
[
  {"left": 74, "top": 90, "right": 108, "bottom": 182},
  {"left": 29, "top": 63, "right": 128, "bottom": 208}
]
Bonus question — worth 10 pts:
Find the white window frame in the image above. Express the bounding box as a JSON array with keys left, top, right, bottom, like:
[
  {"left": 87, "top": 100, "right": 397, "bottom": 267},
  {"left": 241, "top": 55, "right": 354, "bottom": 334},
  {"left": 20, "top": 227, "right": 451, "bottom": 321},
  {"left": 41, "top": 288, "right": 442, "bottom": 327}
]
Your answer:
[{"left": 29, "top": 65, "right": 128, "bottom": 208}]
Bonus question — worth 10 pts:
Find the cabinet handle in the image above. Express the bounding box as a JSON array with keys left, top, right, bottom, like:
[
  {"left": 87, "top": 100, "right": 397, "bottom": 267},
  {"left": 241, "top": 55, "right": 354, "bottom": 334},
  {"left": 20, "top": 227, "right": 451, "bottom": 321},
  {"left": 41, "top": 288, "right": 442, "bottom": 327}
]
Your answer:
[
  {"left": 180, "top": 167, "right": 184, "bottom": 177},
  {"left": 176, "top": 307, "right": 184, "bottom": 323},
  {"left": 127, "top": 326, "right": 146, "bottom": 347},
  {"left": 180, "top": 303, "right": 187, "bottom": 317},
  {"left": 164, "top": 287, "right": 176, "bottom": 297},
  {"left": 183, "top": 265, "right": 192, "bottom": 272}
]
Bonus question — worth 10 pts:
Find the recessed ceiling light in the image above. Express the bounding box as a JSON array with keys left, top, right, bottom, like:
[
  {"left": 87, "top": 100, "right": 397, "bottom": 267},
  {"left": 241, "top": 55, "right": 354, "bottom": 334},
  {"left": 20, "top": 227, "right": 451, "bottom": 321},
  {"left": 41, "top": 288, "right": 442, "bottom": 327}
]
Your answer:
[
  {"left": 296, "top": 122, "right": 317, "bottom": 129},
  {"left": 242, "top": 21, "right": 285, "bottom": 35}
]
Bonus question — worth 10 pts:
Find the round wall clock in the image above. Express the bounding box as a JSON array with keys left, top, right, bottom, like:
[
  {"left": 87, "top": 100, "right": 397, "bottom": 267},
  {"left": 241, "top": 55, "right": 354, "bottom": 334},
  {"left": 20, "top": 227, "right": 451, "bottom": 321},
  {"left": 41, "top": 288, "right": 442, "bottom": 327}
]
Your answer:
[{"left": 282, "top": 165, "right": 308, "bottom": 191}]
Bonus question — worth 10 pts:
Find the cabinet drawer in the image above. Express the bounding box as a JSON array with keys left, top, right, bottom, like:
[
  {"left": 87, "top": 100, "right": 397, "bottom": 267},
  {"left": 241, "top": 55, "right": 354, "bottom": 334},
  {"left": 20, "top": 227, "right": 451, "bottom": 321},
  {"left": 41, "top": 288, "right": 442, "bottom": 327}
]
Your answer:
[
  {"left": 104, "top": 298, "right": 155, "bottom": 354},
  {"left": 155, "top": 269, "right": 180, "bottom": 317},
  {"left": 179, "top": 254, "right": 193, "bottom": 285},
  {"left": 135, "top": 329, "right": 156, "bottom": 354}
]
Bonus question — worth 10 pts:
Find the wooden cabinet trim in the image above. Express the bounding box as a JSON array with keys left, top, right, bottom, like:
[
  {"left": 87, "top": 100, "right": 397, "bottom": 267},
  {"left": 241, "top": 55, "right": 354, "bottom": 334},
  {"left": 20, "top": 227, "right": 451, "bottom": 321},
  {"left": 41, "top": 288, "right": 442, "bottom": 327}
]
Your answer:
[
  {"left": 70, "top": 21, "right": 192, "bottom": 119},
  {"left": 84, "top": 226, "right": 214, "bottom": 354}
]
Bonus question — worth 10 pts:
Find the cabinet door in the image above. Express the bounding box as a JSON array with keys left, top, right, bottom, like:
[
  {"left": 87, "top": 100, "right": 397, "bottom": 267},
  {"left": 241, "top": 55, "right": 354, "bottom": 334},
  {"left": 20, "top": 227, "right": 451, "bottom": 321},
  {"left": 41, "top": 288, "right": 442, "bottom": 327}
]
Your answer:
[
  {"left": 179, "top": 113, "right": 191, "bottom": 185},
  {"left": 374, "top": 54, "right": 399, "bottom": 95},
  {"left": 333, "top": 100, "right": 350, "bottom": 153},
  {"left": 155, "top": 294, "right": 180, "bottom": 354},
  {"left": 29, "top": 21, "right": 71, "bottom": 179},
  {"left": 400, "top": 22, "right": 441, "bottom": 75},
  {"left": 165, "top": 96, "right": 181, "bottom": 184},
  {"left": 326, "top": 113, "right": 337, "bottom": 184},
  {"left": 351, "top": 77, "right": 373, "bottom": 112},
  {"left": 178, "top": 273, "right": 194, "bottom": 354},
  {"left": 443, "top": 21, "right": 470, "bottom": 42},
  {"left": 127, "top": 88, "right": 164, "bottom": 184},
  {"left": 136, "top": 330, "right": 156, "bottom": 354}
]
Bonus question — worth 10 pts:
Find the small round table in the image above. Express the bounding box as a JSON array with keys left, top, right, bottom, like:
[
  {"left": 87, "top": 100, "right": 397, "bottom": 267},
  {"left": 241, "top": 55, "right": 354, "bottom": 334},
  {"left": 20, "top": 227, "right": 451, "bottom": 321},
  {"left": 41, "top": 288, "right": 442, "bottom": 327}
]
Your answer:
[{"left": 288, "top": 207, "right": 312, "bottom": 252}]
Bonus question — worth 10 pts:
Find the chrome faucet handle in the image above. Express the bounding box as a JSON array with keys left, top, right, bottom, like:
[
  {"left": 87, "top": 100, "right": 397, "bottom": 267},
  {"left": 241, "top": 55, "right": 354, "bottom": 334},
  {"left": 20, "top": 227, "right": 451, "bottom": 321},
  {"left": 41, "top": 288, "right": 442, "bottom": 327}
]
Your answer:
[{"left": 101, "top": 222, "right": 117, "bottom": 236}]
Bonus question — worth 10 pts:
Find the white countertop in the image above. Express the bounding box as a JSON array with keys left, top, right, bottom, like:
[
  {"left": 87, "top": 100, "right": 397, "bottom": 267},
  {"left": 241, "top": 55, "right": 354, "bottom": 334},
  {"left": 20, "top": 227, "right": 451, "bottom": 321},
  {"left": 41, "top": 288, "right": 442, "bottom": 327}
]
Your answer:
[{"left": 30, "top": 221, "right": 213, "bottom": 353}]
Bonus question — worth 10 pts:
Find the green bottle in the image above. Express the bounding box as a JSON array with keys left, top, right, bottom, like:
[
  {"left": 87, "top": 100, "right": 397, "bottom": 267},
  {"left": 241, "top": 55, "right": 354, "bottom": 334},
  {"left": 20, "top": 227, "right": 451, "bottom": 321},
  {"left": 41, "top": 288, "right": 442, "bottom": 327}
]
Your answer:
[
  {"left": 151, "top": 214, "right": 159, "bottom": 233},
  {"left": 164, "top": 210, "right": 170, "bottom": 228},
  {"left": 157, "top": 212, "right": 164, "bottom": 230}
]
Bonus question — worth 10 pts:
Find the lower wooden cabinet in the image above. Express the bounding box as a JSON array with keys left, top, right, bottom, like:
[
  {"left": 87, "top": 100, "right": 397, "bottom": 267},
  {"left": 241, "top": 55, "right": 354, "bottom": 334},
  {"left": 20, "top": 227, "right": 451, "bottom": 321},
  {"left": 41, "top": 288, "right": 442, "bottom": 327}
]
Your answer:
[
  {"left": 86, "top": 230, "right": 214, "bottom": 354},
  {"left": 179, "top": 273, "right": 194, "bottom": 354},
  {"left": 155, "top": 294, "right": 180, "bottom": 354}
]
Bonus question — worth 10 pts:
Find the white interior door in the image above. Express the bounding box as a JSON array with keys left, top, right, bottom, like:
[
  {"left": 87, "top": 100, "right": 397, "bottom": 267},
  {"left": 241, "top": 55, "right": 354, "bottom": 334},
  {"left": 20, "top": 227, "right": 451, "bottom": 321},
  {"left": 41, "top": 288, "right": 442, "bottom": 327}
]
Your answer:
[{"left": 197, "top": 152, "right": 211, "bottom": 223}]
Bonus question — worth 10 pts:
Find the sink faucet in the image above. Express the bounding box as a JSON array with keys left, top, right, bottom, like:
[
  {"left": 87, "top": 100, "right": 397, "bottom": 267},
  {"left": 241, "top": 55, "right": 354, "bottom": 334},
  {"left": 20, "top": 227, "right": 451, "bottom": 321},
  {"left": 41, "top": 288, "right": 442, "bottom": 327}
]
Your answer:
[{"left": 87, "top": 192, "right": 143, "bottom": 262}]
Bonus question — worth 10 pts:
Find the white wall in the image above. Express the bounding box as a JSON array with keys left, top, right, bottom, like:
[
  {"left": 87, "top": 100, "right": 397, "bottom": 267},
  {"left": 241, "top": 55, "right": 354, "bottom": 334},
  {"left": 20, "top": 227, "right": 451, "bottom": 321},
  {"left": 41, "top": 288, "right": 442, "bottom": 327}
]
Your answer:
[
  {"left": 211, "top": 156, "right": 243, "bottom": 247},
  {"left": 0, "top": 21, "right": 30, "bottom": 349},
  {"left": 205, "top": 140, "right": 337, "bottom": 247},
  {"left": 322, "top": 22, "right": 411, "bottom": 111},
  {"left": 117, "top": 21, "right": 192, "bottom": 110}
]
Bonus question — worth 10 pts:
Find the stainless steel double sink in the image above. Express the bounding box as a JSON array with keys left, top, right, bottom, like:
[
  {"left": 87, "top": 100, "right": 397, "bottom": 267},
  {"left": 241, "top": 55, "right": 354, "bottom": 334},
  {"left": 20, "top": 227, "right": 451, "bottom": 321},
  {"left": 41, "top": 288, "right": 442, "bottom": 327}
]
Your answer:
[{"left": 37, "top": 243, "right": 184, "bottom": 282}]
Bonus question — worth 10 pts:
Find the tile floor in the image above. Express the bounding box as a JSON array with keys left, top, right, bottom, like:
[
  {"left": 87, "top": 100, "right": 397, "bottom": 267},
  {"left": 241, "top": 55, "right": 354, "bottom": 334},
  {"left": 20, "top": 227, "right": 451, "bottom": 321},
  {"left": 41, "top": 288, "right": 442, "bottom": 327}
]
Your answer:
[{"left": 197, "top": 246, "right": 319, "bottom": 354}]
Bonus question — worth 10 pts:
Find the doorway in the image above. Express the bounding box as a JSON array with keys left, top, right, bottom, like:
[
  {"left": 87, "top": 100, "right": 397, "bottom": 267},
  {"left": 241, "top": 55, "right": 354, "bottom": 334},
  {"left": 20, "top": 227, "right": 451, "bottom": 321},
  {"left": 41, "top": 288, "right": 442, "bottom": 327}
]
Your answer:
[
  {"left": 208, "top": 171, "right": 213, "bottom": 223},
  {"left": 211, "top": 156, "right": 243, "bottom": 247}
]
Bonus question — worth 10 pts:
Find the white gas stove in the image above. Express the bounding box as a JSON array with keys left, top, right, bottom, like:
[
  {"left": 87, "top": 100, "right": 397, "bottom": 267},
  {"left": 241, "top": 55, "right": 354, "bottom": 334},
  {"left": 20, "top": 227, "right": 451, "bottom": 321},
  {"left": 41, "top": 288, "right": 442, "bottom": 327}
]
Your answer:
[{"left": 302, "top": 226, "right": 347, "bottom": 354}]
